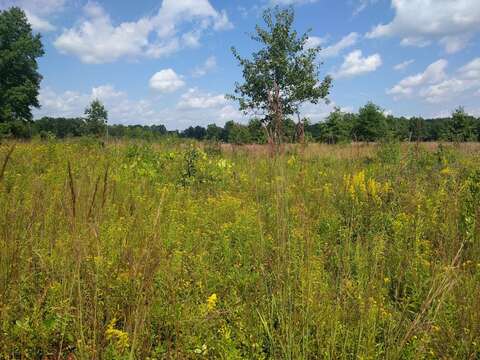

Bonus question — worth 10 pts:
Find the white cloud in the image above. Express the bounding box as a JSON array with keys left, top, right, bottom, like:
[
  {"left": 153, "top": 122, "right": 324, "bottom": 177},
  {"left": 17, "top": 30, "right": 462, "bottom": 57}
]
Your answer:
[
  {"left": 299, "top": 101, "right": 349, "bottom": 122},
  {"left": 387, "top": 58, "right": 480, "bottom": 104},
  {"left": 0, "top": 0, "right": 65, "bottom": 32},
  {"left": 367, "top": 0, "right": 480, "bottom": 53},
  {"left": 421, "top": 58, "right": 480, "bottom": 103},
  {"left": 439, "top": 35, "right": 472, "bottom": 54},
  {"left": 305, "top": 36, "right": 326, "bottom": 49},
  {"left": 54, "top": 0, "right": 232, "bottom": 63},
  {"left": 213, "top": 10, "right": 233, "bottom": 31},
  {"left": 23, "top": 10, "right": 55, "bottom": 31},
  {"left": 36, "top": 88, "right": 89, "bottom": 117},
  {"left": 35, "top": 85, "right": 158, "bottom": 124},
  {"left": 387, "top": 59, "right": 448, "bottom": 98},
  {"left": 177, "top": 88, "right": 227, "bottom": 110},
  {"left": 393, "top": 59, "right": 414, "bottom": 71},
  {"left": 334, "top": 50, "right": 382, "bottom": 78},
  {"left": 34, "top": 85, "right": 246, "bottom": 129},
  {"left": 192, "top": 56, "right": 217, "bottom": 77},
  {"left": 399, "top": 37, "right": 430, "bottom": 48},
  {"left": 91, "top": 84, "right": 124, "bottom": 100},
  {"left": 353, "top": 0, "right": 379, "bottom": 16},
  {"left": 175, "top": 88, "right": 244, "bottom": 126},
  {"left": 149, "top": 69, "right": 185, "bottom": 93},
  {"left": 54, "top": 2, "right": 153, "bottom": 63},
  {"left": 321, "top": 32, "right": 359, "bottom": 58}
]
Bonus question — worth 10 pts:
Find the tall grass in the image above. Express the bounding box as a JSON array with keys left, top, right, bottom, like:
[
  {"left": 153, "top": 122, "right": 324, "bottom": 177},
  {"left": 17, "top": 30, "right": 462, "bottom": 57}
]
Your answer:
[{"left": 0, "top": 140, "right": 479, "bottom": 359}]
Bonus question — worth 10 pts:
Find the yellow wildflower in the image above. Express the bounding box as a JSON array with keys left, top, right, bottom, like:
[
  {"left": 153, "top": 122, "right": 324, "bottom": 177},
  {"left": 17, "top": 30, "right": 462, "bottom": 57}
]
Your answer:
[
  {"left": 440, "top": 167, "right": 454, "bottom": 176},
  {"left": 207, "top": 293, "right": 218, "bottom": 312},
  {"left": 105, "top": 318, "right": 129, "bottom": 352}
]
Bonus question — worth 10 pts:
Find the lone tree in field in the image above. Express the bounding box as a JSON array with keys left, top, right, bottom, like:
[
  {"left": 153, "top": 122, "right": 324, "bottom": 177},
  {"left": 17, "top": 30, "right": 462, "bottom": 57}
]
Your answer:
[
  {"left": 229, "top": 7, "right": 331, "bottom": 148},
  {"left": 0, "top": 7, "right": 44, "bottom": 132},
  {"left": 84, "top": 99, "right": 108, "bottom": 137}
]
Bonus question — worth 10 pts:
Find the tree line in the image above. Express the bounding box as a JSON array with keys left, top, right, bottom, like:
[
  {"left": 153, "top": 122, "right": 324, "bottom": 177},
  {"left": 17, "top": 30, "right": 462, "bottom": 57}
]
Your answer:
[
  {"left": 8, "top": 102, "right": 478, "bottom": 143},
  {"left": 176, "top": 105, "right": 480, "bottom": 143}
]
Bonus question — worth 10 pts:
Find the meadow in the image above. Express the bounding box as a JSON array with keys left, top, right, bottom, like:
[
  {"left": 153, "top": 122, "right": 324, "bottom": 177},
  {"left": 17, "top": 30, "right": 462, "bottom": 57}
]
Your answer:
[{"left": 0, "top": 140, "right": 479, "bottom": 359}]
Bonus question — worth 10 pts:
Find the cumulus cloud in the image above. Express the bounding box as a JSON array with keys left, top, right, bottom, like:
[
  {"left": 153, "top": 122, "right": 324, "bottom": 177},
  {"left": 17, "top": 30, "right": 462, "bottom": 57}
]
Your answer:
[
  {"left": 177, "top": 88, "right": 227, "bottom": 110},
  {"left": 387, "top": 59, "right": 448, "bottom": 98},
  {"left": 387, "top": 58, "right": 480, "bottom": 104},
  {"left": 35, "top": 85, "right": 158, "bottom": 124},
  {"left": 175, "top": 88, "right": 244, "bottom": 127},
  {"left": 192, "top": 56, "right": 217, "bottom": 77},
  {"left": 321, "top": 32, "right": 359, "bottom": 58},
  {"left": 0, "top": 0, "right": 65, "bottom": 32},
  {"left": 299, "top": 101, "right": 352, "bottom": 122},
  {"left": 367, "top": 0, "right": 480, "bottom": 53},
  {"left": 149, "top": 69, "right": 185, "bottom": 93},
  {"left": 421, "top": 58, "right": 480, "bottom": 103},
  {"left": 54, "top": 0, "right": 232, "bottom": 63},
  {"left": 305, "top": 36, "right": 326, "bottom": 49},
  {"left": 393, "top": 59, "right": 414, "bottom": 71},
  {"left": 334, "top": 50, "right": 382, "bottom": 78},
  {"left": 34, "top": 85, "right": 245, "bottom": 129}
]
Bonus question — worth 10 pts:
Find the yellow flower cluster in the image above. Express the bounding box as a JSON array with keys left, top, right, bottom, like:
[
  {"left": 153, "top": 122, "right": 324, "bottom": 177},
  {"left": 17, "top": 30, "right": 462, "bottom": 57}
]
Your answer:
[
  {"left": 105, "top": 318, "right": 129, "bottom": 352},
  {"left": 207, "top": 293, "right": 218, "bottom": 312},
  {"left": 344, "top": 170, "right": 391, "bottom": 204}
]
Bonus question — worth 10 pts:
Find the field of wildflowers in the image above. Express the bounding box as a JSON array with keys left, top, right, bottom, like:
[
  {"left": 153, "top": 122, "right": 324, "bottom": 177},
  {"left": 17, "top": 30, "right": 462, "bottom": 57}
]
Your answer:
[{"left": 0, "top": 140, "right": 479, "bottom": 359}]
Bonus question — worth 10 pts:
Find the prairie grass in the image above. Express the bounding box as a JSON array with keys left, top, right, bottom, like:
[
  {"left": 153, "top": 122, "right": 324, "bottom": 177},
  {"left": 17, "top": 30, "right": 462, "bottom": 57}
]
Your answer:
[{"left": 0, "top": 139, "right": 479, "bottom": 359}]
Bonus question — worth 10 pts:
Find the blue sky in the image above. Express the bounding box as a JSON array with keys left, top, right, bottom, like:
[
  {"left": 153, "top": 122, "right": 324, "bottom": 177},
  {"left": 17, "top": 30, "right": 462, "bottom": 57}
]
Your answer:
[{"left": 2, "top": 0, "right": 480, "bottom": 129}]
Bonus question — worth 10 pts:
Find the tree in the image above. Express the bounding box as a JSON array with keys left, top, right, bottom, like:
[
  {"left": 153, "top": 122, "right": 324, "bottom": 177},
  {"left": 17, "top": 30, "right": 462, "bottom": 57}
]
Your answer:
[
  {"left": 206, "top": 124, "right": 224, "bottom": 141},
  {"left": 229, "top": 7, "right": 331, "bottom": 148},
  {"left": 408, "top": 117, "right": 427, "bottom": 141},
  {"left": 0, "top": 7, "right": 44, "bottom": 131},
  {"left": 451, "top": 106, "right": 476, "bottom": 141},
  {"left": 34, "top": 117, "right": 85, "bottom": 138},
  {"left": 182, "top": 126, "right": 207, "bottom": 140},
  {"left": 248, "top": 119, "right": 268, "bottom": 144},
  {"left": 354, "top": 102, "right": 387, "bottom": 142},
  {"left": 224, "top": 120, "right": 251, "bottom": 144},
  {"left": 84, "top": 99, "right": 108, "bottom": 137},
  {"left": 322, "top": 107, "right": 353, "bottom": 143}
]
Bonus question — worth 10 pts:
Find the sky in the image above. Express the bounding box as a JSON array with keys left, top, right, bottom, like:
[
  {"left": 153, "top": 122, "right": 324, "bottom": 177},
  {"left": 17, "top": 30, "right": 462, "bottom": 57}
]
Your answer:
[{"left": 1, "top": 0, "right": 480, "bottom": 129}]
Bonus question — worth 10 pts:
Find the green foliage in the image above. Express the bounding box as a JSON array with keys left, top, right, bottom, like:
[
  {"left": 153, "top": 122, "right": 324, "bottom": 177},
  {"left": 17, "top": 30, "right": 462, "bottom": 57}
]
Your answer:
[
  {"left": 247, "top": 119, "right": 268, "bottom": 144},
  {"left": 206, "top": 123, "right": 224, "bottom": 141},
  {"left": 182, "top": 125, "right": 207, "bottom": 140},
  {"left": 320, "top": 107, "right": 354, "bottom": 143},
  {"left": 0, "top": 7, "right": 44, "bottom": 125},
  {"left": 225, "top": 120, "right": 251, "bottom": 145},
  {"left": 34, "top": 116, "right": 85, "bottom": 138},
  {"left": 451, "top": 106, "right": 477, "bottom": 142},
  {"left": 109, "top": 124, "right": 167, "bottom": 140},
  {"left": 354, "top": 102, "right": 387, "bottom": 141},
  {"left": 229, "top": 6, "right": 331, "bottom": 143},
  {"left": 84, "top": 99, "right": 108, "bottom": 137}
]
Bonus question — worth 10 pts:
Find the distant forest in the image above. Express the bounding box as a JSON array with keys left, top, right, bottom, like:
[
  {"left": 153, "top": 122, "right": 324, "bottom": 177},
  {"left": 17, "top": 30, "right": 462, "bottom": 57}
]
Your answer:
[{"left": 6, "top": 102, "right": 479, "bottom": 143}]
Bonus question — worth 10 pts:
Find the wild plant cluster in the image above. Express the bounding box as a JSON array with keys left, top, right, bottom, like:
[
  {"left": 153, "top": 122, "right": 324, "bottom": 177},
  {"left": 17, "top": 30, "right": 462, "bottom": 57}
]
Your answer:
[{"left": 0, "top": 140, "right": 479, "bottom": 359}]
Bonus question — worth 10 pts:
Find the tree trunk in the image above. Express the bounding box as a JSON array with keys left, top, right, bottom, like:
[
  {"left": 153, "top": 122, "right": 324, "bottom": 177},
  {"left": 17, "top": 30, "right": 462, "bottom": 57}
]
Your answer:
[{"left": 268, "top": 81, "right": 283, "bottom": 155}]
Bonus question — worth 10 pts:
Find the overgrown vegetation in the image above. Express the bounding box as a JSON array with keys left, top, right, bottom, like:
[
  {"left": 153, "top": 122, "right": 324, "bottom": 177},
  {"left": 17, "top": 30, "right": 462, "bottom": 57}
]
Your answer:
[
  {"left": 1, "top": 140, "right": 479, "bottom": 359},
  {"left": 1, "top": 6, "right": 479, "bottom": 359}
]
